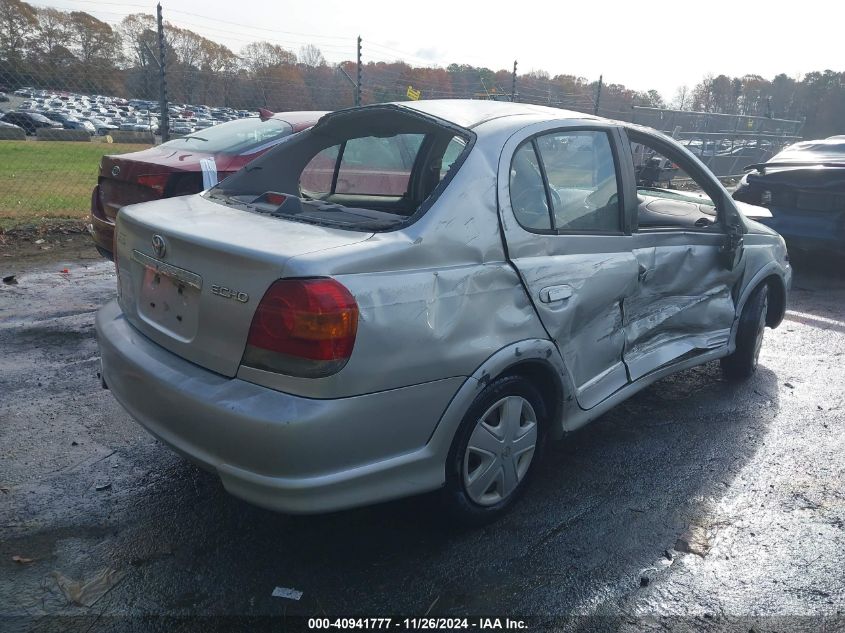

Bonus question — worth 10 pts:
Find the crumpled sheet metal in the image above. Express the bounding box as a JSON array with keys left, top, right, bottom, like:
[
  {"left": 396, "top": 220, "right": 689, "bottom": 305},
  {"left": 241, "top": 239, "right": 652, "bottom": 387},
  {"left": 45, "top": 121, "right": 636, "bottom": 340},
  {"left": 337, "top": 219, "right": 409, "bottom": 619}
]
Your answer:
[
  {"left": 526, "top": 253, "right": 637, "bottom": 409},
  {"left": 341, "top": 263, "right": 547, "bottom": 391},
  {"left": 624, "top": 245, "right": 736, "bottom": 381}
]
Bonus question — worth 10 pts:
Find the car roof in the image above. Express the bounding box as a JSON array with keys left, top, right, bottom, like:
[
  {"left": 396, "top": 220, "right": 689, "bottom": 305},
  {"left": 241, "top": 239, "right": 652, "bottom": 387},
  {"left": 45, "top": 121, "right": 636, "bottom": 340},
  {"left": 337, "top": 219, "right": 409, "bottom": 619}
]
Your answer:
[
  {"left": 393, "top": 99, "right": 600, "bottom": 129},
  {"left": 272, "top": 110, "right": 330, "bottom": 132}
]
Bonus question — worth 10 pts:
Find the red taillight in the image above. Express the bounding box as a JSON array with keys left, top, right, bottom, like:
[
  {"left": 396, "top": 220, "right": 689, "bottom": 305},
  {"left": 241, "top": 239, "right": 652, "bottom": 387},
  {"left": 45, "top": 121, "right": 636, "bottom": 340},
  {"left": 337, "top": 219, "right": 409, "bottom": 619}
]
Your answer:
[
  {"left": 242, "top": 278, "right": 359, "bottom": 377},
  {"left": 137, "top": 173, "right": 170, "bottom": 196}
]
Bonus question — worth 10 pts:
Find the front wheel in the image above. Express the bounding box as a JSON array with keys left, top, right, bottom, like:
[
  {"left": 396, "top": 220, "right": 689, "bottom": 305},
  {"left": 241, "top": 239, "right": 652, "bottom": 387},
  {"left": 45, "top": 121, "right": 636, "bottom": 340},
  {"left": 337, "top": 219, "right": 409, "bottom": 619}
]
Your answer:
[
  {"left": 442, "top": 375, "right": 547, "bottom": 525},
  {"left": 721, "top": 284, "right": 768, "bottom": 381}
]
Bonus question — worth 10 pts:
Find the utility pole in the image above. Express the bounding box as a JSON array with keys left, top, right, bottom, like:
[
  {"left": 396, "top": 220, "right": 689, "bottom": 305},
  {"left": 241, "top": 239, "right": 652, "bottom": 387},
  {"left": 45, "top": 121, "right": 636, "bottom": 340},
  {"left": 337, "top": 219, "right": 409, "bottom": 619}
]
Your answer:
[
  {"left": 156, "top": 3, "right": 169, "bottom": 141},
  {"left": 594, "top": 74, "right": 603, "bottom": 115},
  {"left": 511, "top": 60, "right": 517, "bottom": 102},
  {"left": 355, "top": 36, "right": 362, "bottom": 107}
]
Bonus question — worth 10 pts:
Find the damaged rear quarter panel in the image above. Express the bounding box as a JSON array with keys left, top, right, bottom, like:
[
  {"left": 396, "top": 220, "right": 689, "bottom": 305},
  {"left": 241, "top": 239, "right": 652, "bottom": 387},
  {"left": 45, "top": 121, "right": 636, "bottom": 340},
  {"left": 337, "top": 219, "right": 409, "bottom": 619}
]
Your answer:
[{"left": 236, "top": 139, "right": 548, "bottom": 399}]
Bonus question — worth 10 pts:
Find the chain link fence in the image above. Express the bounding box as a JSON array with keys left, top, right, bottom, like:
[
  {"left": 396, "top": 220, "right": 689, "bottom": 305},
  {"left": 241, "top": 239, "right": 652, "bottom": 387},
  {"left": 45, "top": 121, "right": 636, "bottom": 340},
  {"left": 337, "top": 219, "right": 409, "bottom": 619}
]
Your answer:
[
  {"left": 0, "top": 0, "right": 807, "bottom": 233},
  {"left": 631, "top": 107, "right": 804, "bottom": 178}
]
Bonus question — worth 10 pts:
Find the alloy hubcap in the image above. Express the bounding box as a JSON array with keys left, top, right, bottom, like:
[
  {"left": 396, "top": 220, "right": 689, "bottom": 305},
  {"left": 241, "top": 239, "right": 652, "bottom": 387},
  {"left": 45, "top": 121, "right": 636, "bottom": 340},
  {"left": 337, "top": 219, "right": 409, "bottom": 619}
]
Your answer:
[{"left": 463, "top": 396, "right": 538, "bottom": 506}]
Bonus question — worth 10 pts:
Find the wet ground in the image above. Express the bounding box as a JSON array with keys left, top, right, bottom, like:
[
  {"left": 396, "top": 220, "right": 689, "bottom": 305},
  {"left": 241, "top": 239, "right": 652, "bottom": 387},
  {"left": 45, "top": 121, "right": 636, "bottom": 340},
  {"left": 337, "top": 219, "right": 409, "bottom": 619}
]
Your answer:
[{"left": 1, "top": 239, "right": 843, "bottom": 632}]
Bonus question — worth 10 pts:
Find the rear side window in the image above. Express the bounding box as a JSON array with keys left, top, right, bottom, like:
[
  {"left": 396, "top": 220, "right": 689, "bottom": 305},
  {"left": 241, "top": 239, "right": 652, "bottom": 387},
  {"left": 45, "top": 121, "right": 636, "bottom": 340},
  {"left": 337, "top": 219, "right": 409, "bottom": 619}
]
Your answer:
[
  {"left": 440, "top": 137, "right": 466, "bottom": 179},
  {"left": 509, "top": 142, "right": 552, "bottom": 230},
  {"left": 534, "top": 131, "right": 622, "bottom": 232}
]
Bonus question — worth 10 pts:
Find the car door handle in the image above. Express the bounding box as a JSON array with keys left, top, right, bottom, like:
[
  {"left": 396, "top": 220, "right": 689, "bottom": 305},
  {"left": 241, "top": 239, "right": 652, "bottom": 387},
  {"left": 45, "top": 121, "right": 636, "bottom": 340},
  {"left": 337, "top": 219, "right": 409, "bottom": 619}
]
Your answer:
[{"left": 540, "top": 285, "right": 573, "bottom": 303}]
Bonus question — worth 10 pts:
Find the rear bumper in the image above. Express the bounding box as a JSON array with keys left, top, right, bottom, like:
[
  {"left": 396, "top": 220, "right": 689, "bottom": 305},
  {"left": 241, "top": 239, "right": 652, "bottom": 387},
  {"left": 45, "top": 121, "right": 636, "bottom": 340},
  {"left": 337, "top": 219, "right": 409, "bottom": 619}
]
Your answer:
[
  {"left": 90, "top": 184, "right": 115, "bottom": 258},
  {"left": 96, "top": 300, "right": 462, "bottom": 513}
]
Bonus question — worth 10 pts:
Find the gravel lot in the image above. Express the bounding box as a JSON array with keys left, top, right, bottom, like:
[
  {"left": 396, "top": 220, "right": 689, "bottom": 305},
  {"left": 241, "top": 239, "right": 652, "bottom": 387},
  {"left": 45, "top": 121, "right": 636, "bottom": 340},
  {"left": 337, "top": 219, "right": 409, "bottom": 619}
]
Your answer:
[{"left": 1, "top": 238, "right": 843, "bottom": 632}]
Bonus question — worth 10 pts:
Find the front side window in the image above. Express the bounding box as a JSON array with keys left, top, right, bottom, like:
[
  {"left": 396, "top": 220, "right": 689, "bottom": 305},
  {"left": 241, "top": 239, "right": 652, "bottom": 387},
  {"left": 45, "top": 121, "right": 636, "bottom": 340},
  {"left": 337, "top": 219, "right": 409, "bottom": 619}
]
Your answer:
[
  {"left": 629, "top": 135, "right": 720, "bottom": 230},
  {"left": 535, "top": 131, "right": 622, "bottom": 232}
]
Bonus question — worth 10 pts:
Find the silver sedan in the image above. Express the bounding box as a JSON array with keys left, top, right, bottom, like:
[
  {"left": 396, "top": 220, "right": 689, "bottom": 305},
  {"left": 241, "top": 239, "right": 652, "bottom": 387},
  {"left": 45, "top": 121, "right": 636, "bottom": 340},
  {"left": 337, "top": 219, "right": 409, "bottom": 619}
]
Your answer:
[{"left": 97, "top": 100, "right": 791, "bottom": 523}]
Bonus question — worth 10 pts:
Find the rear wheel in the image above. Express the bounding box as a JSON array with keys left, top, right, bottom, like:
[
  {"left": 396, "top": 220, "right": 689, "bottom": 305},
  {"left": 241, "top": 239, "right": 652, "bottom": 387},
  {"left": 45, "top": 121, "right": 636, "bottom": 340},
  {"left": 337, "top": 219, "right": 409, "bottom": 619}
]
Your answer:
[
  {"left": 442, "top": 375, "right": 547, "bottom": 524},
  {"left": 721, "top": 284, "right": 768, "bottom": 381}
]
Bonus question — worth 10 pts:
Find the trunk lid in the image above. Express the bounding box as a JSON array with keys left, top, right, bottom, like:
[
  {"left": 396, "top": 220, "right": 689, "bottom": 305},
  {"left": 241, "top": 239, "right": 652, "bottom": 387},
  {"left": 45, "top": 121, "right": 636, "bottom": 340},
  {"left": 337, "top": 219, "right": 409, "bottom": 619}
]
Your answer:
[
  {"left": 115, "top": 194, "right": 373, "bottom": 376},
  {"left": 98, "top": 146, "right": 239, "bottom": 221}
]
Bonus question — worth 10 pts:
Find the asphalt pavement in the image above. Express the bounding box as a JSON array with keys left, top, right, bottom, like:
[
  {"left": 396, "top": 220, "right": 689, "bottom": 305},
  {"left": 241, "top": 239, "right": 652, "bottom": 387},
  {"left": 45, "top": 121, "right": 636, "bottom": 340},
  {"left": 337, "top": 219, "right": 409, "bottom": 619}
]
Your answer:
[{"left": 1, "top": 240, "right": 843, "bottom": 632}]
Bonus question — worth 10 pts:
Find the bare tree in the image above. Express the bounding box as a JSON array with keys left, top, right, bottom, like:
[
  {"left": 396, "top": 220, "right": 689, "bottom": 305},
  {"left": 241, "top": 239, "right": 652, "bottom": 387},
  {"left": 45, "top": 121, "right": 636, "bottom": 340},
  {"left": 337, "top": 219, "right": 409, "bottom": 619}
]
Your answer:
[
  {"left": 117, "top": 13, "right": 156, "bottom": 68},
  {"left": 240, "top": 41, "right": 296, "bottom": 73},
  {"left": 672, "top": 85, "right": 689, "bottom": 110},
  {"left": 298, "top": 43, "right": 325, "bottom": 67}
]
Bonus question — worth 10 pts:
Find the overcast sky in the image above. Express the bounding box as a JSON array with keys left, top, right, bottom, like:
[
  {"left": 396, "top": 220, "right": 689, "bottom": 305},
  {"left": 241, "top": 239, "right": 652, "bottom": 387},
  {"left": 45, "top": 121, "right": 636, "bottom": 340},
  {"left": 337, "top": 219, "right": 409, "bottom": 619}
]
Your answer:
[{"left": 32, "top": 0, "right": 844, "bottom": 100}]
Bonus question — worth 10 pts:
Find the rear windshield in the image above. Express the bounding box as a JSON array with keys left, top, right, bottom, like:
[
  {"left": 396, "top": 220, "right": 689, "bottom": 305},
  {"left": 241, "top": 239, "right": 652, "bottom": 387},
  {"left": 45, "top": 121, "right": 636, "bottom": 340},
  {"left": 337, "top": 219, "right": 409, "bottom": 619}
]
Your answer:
[
  {"left": 206, "top": 107, "right": 472, "bottom": 231},
  {"left": 160, "top": 117, "right": 294, "bottom": 154}
]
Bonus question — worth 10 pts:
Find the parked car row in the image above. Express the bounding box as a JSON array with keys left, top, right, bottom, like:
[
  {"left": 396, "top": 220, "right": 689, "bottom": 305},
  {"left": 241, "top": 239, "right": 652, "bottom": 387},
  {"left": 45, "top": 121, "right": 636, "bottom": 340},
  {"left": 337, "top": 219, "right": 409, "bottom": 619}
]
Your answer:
[
  {"left": 7, "top": 87, "right": 263, "bottom": 137},
  {"left": 0, "top": 110, "right": 62, "bottom": 134}
]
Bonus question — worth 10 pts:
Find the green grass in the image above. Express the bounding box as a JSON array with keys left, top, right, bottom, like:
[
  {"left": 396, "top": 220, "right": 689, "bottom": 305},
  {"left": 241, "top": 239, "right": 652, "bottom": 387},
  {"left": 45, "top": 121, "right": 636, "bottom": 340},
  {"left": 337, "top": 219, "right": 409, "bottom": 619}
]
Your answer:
[{"left": 0, "top": 140, "right": 152, "bottom": 229}]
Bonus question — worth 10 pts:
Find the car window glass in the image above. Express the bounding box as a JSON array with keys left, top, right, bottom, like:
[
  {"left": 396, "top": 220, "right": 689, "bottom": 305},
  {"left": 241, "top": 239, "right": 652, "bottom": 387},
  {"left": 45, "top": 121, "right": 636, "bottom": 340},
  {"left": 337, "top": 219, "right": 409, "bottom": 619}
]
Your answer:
[
  {"left": 335, "top": 134, "right": 424, "bottom": 195},
  {"left": 300, "top": 144, "right": 340, "bottom": 194},
  {"left": 159, "top": 118, "right": 293, "bottom": 154},
  {"left": 535, "top": 131, "right": 621, "bottom": 232},
  {"left": 509, "top": 142, "right": 552, "bottom": 231},
  {"left": 630, "top": 139, "right": 719, "bottom": 230},
  {"left": 440, "top": 136, "right": 466, "bottom": 180}
]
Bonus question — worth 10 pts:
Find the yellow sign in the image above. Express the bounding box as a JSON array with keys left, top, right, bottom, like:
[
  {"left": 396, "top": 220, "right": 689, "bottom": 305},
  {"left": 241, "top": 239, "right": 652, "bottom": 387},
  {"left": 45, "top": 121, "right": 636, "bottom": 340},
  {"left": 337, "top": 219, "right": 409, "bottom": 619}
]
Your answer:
[{"left": 406, "top": 86, "right": 421, "bottom": 101}]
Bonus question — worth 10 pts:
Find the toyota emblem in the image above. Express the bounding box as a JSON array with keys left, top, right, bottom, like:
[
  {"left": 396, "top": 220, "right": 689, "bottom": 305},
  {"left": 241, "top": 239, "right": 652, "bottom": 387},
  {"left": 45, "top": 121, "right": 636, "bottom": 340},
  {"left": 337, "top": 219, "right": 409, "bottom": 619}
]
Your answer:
[
  {"left": 111, "top": 165, "right": 120, "bottom": 177},
  {"left": 152, "top": 234, "right": 167, "bottom": 258}
]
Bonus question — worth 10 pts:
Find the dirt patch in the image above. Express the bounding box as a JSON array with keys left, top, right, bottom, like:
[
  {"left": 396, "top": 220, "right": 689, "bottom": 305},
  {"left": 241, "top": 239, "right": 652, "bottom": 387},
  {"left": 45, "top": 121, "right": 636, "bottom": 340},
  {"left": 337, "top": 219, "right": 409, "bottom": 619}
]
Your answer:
[{"left": 0, "top": 221, "right": 100, "bottom": 265}]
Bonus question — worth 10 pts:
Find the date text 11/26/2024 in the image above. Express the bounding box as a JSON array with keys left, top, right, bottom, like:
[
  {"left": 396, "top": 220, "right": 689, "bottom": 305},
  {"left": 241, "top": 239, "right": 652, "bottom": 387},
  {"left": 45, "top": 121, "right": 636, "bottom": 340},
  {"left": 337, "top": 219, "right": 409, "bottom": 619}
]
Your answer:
[{"left": 307, "top": 618, "right": 528, "bottom": 630}]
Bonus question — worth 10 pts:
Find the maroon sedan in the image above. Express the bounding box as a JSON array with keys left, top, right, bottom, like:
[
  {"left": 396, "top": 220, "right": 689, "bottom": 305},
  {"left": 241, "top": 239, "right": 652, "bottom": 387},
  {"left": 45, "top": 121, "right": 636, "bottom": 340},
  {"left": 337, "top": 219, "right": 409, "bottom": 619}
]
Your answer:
[{"left": 89, "top": 111, "right": 326, "bottom": 259}]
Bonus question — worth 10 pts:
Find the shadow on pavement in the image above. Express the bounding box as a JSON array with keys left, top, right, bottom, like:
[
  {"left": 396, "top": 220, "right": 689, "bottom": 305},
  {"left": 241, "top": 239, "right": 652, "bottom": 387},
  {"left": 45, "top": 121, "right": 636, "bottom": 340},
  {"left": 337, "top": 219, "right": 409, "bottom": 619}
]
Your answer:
[{"left": 95, "top": 362, "right": 780, "bottom": 617}]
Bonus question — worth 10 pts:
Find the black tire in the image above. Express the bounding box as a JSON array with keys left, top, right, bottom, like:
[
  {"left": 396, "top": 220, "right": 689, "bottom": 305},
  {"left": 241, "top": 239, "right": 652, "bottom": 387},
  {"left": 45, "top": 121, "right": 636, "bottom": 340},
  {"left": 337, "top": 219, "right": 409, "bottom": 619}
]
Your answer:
[
  {"left": 442, "top": 374, "right": 548, "bottom": 525},
  {"left": 721, "top": 283, "right": 769, "bottom": 381}
]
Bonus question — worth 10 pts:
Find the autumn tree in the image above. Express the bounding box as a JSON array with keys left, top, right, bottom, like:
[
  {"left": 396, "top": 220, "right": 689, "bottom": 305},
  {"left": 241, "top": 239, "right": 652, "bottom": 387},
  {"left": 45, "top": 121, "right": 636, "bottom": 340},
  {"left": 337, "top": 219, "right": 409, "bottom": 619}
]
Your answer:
[
  {"left": 0, "top": 0, "right": 36, "bottom": 70},
  {"left": 68, "top": 11, "right": 118, "bottom": 65}
]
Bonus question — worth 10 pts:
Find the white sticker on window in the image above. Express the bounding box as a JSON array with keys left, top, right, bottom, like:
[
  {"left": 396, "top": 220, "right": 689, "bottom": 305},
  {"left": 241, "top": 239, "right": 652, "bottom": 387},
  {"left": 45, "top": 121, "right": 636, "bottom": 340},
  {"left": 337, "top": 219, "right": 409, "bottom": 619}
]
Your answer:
[{"left": 200, "top": 157, "right": 218, "bottom": 189}]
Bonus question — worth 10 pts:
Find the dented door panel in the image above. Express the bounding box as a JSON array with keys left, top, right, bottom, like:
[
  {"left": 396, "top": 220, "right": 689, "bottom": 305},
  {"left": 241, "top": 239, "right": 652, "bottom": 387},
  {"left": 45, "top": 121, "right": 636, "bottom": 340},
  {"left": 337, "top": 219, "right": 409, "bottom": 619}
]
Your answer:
[
  {"left": 497, "top": 120, "right": 642, "bottom": 410},
  {"left": 511, "top": 250, "right": 638, "bottom": 409},
  {"left": 623, "top": 234, "right": 740, "bottom": 380}
]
